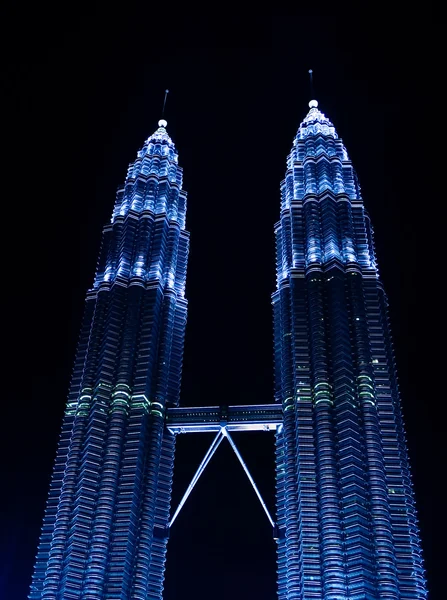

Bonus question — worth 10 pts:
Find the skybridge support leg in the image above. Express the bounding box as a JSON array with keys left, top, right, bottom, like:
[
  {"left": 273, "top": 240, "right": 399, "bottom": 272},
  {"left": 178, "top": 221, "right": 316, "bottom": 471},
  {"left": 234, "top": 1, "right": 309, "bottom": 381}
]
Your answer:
[
  {"left": 223, "top": 428, "right": 275, "bottom": 528},
  {"left": 169, "top": 426, "right": 276, "bottom": 535},
  {"left": 169, "top": 430, "right": 224, "bottom": 527}
]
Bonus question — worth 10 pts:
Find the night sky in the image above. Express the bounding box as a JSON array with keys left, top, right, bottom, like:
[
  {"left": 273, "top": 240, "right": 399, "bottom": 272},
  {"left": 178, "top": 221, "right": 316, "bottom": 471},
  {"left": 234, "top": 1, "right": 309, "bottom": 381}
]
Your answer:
[{"left": 3, "top": 9, "right": 441, "bottom": 600}]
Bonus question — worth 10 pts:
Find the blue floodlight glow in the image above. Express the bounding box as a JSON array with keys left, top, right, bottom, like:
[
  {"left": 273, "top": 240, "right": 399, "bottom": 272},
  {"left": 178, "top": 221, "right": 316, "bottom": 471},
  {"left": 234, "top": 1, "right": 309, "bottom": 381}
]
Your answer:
[
  {"left": 29, "top": 121, "right": 189, "bottom": 599},
  {"left": 272, "top": 101, "right": 427, "bottom": 599},
  {"left": 29, "top": 101, "right": 427, "bottom": 600}
]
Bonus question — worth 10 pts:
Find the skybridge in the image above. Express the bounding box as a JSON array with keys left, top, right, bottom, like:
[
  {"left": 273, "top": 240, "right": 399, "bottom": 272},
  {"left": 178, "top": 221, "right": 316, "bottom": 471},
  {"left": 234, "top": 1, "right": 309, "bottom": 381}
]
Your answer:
[
  {"left": 165, "top": 404, "right": 283, "bottom": 533},
  {"left": 166, "top": 403, "right": 283, "bottom": 434}
]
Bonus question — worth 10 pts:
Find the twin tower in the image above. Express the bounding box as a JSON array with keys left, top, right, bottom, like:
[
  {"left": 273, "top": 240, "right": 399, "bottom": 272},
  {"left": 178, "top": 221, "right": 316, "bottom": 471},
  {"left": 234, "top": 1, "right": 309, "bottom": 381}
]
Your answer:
[{"left": 30, "top": 102, "right": 427, "bottom": 599}]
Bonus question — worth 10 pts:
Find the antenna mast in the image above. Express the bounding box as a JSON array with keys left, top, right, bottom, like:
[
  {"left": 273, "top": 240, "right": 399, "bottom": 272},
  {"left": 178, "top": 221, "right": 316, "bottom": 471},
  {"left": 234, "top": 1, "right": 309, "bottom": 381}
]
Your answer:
[
  {"left": 162, "top": 89, "right": 169, "bottom": 118},
  {"left": 308, "top": 69, "right": 314, "bottom": 100}
]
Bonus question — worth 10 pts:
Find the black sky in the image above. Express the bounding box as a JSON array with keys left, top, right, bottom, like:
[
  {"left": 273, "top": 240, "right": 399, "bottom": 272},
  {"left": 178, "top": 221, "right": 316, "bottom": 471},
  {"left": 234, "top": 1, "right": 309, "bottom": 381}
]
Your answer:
[{"left": 2, "top": 8, "right": 441, "bottom": 600}]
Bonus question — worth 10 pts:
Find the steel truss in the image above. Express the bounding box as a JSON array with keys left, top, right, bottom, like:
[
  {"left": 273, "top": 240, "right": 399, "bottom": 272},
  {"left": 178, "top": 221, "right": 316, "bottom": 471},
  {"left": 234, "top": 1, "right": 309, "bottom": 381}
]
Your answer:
[{"left": 167, "top": 404, "right": 282, "bottom": 534}]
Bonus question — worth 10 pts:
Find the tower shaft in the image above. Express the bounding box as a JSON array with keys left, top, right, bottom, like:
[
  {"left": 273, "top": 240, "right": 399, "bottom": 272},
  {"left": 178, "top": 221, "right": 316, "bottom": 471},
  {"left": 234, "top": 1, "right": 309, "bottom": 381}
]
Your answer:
[
  {"left": 29, "top": 122, "right": 189, "bottom": 600},
  {"left": 273, "top": 102, "right": 426, "bottom": 599}
]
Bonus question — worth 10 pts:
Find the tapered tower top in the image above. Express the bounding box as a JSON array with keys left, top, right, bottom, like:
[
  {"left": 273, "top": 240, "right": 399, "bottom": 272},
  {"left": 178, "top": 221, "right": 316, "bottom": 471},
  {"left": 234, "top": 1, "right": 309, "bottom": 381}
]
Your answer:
[
  {"left": 144, "top": 119, "right": 175, "bottom": 147},
  {"left": 303, "top": 71, "right": 336, "bottom": 138},
  {"left": 297, "top": 99, "right": 338, "bottom": 140}
]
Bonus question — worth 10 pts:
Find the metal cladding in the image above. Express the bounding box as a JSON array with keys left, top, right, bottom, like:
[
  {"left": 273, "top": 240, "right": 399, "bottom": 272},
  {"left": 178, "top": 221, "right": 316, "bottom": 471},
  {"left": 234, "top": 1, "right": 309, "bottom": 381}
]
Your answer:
[
  {"left": 272, "top": 101, "right": 427, "bottom": 599},
  {"left": 29, "top": 121, "right": 189, "bottom": 599},
  {"left": 30, "top": 102, "right": 428, "bottom": 600}
]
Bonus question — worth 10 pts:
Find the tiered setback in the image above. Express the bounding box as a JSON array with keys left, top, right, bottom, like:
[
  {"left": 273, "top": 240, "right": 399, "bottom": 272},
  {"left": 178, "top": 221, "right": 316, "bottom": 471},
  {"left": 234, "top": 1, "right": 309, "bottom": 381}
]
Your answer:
[
  {"left": 30, "top": 104, "right": 428, "bottom": 600},
  {"left": 29, "top": 122, "right": 189, "bottom": 599},
  {"left": 273, "top": 103, "right": 426, "bottom": 600}
]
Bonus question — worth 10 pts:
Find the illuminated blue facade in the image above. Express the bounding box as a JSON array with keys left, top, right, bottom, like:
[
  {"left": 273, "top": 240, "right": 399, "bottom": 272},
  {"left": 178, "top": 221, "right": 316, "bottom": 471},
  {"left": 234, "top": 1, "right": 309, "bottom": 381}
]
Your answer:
[
  {"left": 30, "top": 103, "right": 428, "bottom": 600},
  {"left": 273, "top": 101, "right": 427, "bottom": 599},
  {"left": 29, "top": 120, "right": 189, "bottom": 599}
]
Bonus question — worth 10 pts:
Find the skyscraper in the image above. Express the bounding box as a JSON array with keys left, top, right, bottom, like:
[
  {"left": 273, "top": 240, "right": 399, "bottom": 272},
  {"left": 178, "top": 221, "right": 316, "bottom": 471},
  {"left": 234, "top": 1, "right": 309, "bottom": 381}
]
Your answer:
[
  {"left": 29, "top": 120, "right": 189, "bottom": 599},
  {"left": 29, "top": 100, "right": 428, "bottom": 600},
  {"left": 273, "top": 100, "right": 427, "bottom": 599}
]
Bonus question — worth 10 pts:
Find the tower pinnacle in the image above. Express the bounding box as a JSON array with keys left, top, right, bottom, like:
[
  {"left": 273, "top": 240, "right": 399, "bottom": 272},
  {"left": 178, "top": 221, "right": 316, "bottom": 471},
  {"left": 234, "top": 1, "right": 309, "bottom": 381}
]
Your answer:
[
  {"left": 308, "top": 68, "right": 318, "bottom": 107},
  {"left": 161, "top": 88, "right": 169, "bottom": 119}
]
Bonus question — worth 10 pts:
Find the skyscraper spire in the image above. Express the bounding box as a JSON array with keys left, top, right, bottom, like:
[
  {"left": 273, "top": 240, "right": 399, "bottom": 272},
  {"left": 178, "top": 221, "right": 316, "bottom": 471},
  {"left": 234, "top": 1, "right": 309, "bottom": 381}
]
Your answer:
[
  {"left": 157, "top": 89, "right": 169, "bottom": 128},
  {"left": 162, "top": 88, "right": 169, "bottom": 118},
  {"left": 308, "top": 68, "right": 316, "bottom": 103}
]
